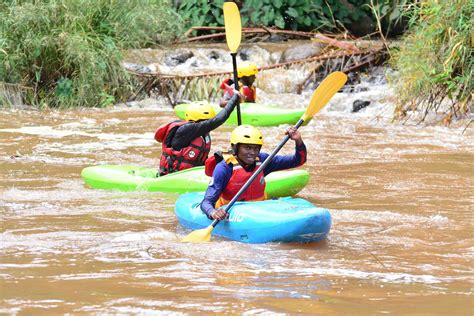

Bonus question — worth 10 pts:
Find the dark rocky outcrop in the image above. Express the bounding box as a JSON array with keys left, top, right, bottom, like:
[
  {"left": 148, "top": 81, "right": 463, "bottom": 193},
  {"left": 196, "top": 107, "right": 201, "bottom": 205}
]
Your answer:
[
  {"left": 164, "top": 50, "right": 194, "bottom": 66},
  {"left": 208, "top": 50, "right": 221, "bottom": 60},
  {"left": 352, "top": 99, "right": 371, "bottom": 112}
]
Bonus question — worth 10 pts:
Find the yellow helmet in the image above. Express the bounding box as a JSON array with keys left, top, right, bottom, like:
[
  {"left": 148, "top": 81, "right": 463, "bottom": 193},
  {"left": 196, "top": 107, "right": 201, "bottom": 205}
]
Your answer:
[
  {"left": 237, "top": 62, "right": 258, "bottom": 78},
  {"left": 185, "top": 103, "right": 216, "bottom": 122},
  {"left": 230, "top": 125, "right": 263, "bottom": 146}
]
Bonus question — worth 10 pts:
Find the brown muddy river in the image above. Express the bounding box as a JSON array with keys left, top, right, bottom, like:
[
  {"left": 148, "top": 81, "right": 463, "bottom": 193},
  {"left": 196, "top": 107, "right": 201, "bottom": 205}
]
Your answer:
[{"left": 1, "top": 85, "right": 473, "bottom": 314}]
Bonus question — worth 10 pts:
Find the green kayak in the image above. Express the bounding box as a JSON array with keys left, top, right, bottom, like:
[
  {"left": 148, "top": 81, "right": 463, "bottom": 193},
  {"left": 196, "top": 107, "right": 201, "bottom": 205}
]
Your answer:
[
  {"left": 174, "top": 102, "right": 305, "bottom": 127},
  {"left": 81, "top": 165, "right": 309, "bottom": 197}
]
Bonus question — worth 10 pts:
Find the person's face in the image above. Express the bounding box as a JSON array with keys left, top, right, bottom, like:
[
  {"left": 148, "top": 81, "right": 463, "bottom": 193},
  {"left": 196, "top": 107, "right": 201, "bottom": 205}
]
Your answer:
[
  {"left": 241, "top": 75, "right": 256, "bottom": 86},
  {"left": 237, "top": 143, "right": 261, "bottom": 165}
]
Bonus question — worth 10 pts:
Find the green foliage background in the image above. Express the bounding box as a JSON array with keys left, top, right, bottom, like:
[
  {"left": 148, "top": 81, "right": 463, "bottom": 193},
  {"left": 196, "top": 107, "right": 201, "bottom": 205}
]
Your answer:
[
  {"left": 0, "top": 0, "right": 182, "bottom": 108},
  {"left": 392, "top": 0, "right": 473, "bottom": 119},
  {"left": 176, "top": 0, "right": 406, "bottom": 34}
]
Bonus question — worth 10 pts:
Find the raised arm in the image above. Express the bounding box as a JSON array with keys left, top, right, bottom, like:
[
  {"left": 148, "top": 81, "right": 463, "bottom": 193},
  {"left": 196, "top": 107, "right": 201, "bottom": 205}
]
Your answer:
[
  {"left": 263, "top": 127, "right": 307, "bottom": 175},
  {"left": 171, "top": 94, "right": 239, "bottom": 150}
]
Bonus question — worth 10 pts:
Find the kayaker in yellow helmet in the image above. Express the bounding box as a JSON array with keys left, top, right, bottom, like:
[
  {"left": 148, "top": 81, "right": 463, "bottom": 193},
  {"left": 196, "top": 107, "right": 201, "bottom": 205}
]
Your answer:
[
  {"left": 154, "top": 92, "right": 241, "bottom": 176},
  {"left": 201, "top": 125, "right": 307, "bottom": 220},
  {"left": 219, "top": 61, "right": 258, "bottom": 108}
]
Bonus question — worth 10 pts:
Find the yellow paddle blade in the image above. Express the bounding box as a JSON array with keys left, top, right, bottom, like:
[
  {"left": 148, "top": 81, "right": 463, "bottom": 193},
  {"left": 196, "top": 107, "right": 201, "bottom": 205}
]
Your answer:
[
  {"left": 223, "top": 2, "right": 241, "bottom": 53},
  {"left": 181, "top": 225, "right": 214, "bottom": 243},
  {"left": 302, "top": 71, "right": 348, "bottom": 122}
]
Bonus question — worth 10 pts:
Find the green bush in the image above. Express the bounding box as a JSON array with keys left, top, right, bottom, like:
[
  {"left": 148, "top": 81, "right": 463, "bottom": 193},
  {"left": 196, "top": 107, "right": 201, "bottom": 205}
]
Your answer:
[
  {"left": 0, "top": 0, "right": 182, "bottom": 108},
  {"left": 177, "top": 0, "right": 346, "bottom": 32},
  {"left": 177, "top": 0, "right": 226, "bottom": 30},
  {"left": 392, "top": 0, "right": 473, "bottom": 120},
  {"left": 241, "top": 0, "right": 332, "bottom": 31},
  {"left": 175, "top": 0, "right": 409, "bottom": 34}
]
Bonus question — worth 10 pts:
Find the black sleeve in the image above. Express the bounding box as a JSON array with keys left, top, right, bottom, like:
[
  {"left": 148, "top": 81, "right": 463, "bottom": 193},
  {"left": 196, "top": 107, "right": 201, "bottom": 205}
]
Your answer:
[{"left": 170, "top": 94, "right": 239, "bottom": 150}]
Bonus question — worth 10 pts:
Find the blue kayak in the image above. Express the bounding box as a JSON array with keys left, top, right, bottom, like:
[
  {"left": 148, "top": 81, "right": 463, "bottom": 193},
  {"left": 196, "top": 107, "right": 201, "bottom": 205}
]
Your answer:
[{"left": 175, "top": 192, "right": 331, "bottom": 243}]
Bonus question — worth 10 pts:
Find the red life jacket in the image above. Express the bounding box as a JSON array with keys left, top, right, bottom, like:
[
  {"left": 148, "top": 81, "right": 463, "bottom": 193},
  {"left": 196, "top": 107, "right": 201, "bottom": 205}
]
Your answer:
[
  {"left": 240, "top": 85, "right": 256, "bottom": 102},
  {"left": 220, "top": 79, "right": 256, "bottom": 102},
  {"left": 219, "top": 78, "right": 234, "bottom": 91},
  {"left": 206, "top": 154, "right": 266, "bottom": 208},
  {"left": 154, "top": 120, "right": 211, "bottom": 175},
  {"left": 204, "top": 154, "right": 219, "bottom": 177}
]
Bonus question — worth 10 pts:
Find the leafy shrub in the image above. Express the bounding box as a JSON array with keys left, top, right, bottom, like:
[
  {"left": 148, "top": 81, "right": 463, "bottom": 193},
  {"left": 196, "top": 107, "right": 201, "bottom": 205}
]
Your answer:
[
  {"left": 241, "top": 0, "right": 331, "bottom": 31},
  {"left": 0, "top": 0, "right": 182, "bottom": 108},
  {"left": 177, "top": 0, "right": 226, "bottom": 31},
  {"left": 175, "top": 0, "right": 407, "bottom": 33},
  {"left": 392, "top": 0, "right": 473, "bottom": 120}
]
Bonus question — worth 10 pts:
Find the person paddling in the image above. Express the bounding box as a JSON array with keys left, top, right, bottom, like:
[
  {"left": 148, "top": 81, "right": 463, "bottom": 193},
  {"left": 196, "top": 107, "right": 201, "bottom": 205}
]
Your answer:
[
  {"left": 219, "top": 61, "right": 258, "bottom": 107},
  {"left": 201, "top": 124, "right": 306, "bottom": 220},
  {"left": 154, "top": 93, "right": 240, "bottom": 176}
]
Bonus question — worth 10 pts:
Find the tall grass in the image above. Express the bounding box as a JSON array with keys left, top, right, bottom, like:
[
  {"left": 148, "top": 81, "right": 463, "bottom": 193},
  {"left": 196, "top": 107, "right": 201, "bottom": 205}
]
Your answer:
[
  {"left": 392, "top": 0, "right": 473, "bottom": 122},
  {"left": 0, "top": 0, "right": 182, "bottom": 108}
]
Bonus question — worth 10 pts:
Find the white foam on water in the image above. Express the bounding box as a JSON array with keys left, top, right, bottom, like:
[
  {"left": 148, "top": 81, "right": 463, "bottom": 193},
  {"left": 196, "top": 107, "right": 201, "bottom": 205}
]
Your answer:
[
  {"left": 0, "top": 126, "right": 93, "bottom": 138},
  {"left": 111, "top": 229, "right": 178, "bottom": 242},
  {"left": 0, "top": 231, "right": 105, "bottom": 250},
  {"left": 33, "top": 137, "right": 155, "bottom": 154},
  {"left": 332, "top": 209, "right": 451, "bottom": 227},
  {"left": 0, "top": 263, "right": 48, "bottom": 269},
  {"left": 59, "top": 118, "right": 97, "bottom": 129},
  {"left": 0, "top": 308, "right": 21, "bottom": 314},
  {"left": 0, "top": 125, "right": 155, "bottom": 144},
  {"left": 50, "top": 272, "right": 119, "bottom": 281},
  {"left": 259, "top": 265, "right": 460, "bottom": 285},
  {"left": 2, "top": 184, "right": 159, "bottom": 202},
  {"left": 2, "top": 299, "right": 63, "bottom": 311}
]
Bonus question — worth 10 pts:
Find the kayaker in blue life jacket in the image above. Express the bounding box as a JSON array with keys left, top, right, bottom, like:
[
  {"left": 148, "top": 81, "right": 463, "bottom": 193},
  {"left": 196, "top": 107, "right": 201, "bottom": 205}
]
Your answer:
[
  {"left": 201, "top": 124, "right": 307, "bottom": 220},
  {"left": 154, "top": 93, "right": 240, "bottom": 176},
  {"left": 218, "top": 61, "right": 258, "bottom": 108}
]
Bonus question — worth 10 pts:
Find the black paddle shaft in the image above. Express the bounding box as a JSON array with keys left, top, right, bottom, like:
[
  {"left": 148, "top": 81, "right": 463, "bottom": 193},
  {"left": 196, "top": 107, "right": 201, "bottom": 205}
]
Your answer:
[
  {"left": 231, "top": 53, "right": 242, "bottom": 126},
  {"left": 210, "top": 118, "right": 305, "bottom": 228}
]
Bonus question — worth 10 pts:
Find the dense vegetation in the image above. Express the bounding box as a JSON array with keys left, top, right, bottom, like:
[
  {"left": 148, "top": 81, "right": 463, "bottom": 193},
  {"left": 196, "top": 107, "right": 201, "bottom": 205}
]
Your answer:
[
  {"left": 392, "top": 0, "right": 473, "bottom": 121},
  {"left": 177, "top": 0, "right": 407, "bottom": 36},
  {"left": 0, "top": 0, "right": 182, "bottom": 108}
]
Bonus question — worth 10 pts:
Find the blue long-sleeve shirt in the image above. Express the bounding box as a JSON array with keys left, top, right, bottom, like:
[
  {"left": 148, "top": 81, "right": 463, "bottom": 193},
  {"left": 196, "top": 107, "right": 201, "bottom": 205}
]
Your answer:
[{"left": 200, "top": 143, "right": 307, "bottom": 217}]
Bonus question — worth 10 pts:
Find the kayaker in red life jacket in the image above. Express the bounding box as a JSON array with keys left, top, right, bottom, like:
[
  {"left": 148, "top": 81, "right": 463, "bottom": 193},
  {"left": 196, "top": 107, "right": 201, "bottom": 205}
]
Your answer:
[
  {"left": 201, "top": 125, "right": 307, "bottom": 220},
  {"left": 218, "top": 61, "right": 258, "bottom": 108},
  {"left": 154, "top": 93, "right": 240, "bottom": 176}
]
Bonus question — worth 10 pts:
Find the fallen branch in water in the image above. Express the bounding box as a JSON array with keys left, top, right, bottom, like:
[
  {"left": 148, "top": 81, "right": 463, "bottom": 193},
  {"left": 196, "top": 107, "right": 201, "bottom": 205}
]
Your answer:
[
  {"left": 182, "top": 26, "right": 360, "bottom": 53},
  {"left": 462, "top": 119, "right": 473, "bottom": 134}
]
